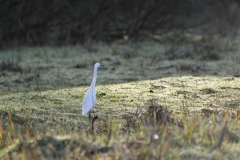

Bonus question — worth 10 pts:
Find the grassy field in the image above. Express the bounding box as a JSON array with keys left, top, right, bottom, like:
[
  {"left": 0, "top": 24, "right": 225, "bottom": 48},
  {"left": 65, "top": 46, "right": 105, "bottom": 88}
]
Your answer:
[{"left": 1, "top": 31, "right": 240, "bottom": 159}]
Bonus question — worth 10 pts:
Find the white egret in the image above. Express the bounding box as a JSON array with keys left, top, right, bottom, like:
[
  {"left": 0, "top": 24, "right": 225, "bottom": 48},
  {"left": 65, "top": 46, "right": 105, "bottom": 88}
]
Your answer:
[{"left": 82, "top": 63, "right": 104, "bottom": 116}]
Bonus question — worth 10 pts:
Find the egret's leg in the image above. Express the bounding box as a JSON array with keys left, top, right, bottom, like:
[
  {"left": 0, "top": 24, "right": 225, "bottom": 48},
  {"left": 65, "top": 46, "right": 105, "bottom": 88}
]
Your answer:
[
  {"left": 89, "top": 110, "right": 93, "bottom": 120},
  {"left": 88, "top": 108, "right": 97, "bottom": 120},
  {"left": 88, "top": 113, "right": 91, "bottom": 120}
]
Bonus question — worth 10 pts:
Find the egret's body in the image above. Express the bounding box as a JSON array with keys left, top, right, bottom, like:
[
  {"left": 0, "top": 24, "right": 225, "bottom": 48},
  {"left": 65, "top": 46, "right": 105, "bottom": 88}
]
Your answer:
[{"left": 82, "top": 63, "right": 103, "bottom": 115}]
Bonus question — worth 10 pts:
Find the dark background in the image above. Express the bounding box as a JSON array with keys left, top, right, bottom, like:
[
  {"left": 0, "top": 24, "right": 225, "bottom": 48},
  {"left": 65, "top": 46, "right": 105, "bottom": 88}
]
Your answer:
[{"left": 0, "top": 0, "right": 239, "bottom": 48}]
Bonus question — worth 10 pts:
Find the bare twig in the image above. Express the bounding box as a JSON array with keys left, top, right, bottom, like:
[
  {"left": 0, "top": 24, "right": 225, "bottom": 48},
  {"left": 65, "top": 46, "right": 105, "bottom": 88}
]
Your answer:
[{"left": 210, "top": 120, "right": 228, "bottom": 151}]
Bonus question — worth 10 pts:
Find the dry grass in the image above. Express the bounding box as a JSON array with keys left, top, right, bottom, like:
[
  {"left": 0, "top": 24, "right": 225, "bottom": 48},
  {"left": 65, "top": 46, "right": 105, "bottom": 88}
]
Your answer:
[{"left": 0, "top": 31, "right": 240, "bottom": 159}]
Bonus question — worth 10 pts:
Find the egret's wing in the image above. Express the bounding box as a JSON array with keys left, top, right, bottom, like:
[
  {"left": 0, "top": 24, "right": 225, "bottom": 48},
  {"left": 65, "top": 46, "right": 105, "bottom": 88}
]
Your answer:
[
  {"left": 82, "top": 88, "right": 95, "bottom": 115},
  {"left": 93, "top": 91, "right": 96, "bottom": 106}
]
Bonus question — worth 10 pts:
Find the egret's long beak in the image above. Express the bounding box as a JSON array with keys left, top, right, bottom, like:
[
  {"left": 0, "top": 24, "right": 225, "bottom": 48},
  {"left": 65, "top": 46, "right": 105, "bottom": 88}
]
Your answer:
[{"left": 100, "top": 64, "right": 105, "bottom": 67}]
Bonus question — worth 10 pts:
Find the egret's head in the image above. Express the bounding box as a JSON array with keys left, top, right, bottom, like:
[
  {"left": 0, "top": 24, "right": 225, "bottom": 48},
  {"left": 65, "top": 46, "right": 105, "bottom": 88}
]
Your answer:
[{"left": 95, "top": 63, "right": 104, "bottom": 68}]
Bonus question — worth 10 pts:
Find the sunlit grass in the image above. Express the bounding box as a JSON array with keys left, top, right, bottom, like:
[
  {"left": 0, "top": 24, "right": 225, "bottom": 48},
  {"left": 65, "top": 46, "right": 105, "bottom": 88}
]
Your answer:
[{"left": 0, "top": 75, "right": 240, "bottom": 159}]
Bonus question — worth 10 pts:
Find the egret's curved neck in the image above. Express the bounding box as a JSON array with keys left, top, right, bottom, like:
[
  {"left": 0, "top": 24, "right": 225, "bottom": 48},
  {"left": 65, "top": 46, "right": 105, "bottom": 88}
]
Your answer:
[{"left": 90, "top": 66, "right": 98, "bottom": 88}]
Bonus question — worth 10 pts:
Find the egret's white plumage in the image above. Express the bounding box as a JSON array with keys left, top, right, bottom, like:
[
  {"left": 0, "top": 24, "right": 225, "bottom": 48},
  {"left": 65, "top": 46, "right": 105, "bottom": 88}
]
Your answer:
[{"left": 82, "top": 63, "right": 104, "bottom": 115}]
